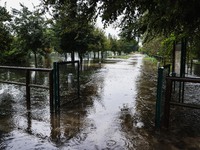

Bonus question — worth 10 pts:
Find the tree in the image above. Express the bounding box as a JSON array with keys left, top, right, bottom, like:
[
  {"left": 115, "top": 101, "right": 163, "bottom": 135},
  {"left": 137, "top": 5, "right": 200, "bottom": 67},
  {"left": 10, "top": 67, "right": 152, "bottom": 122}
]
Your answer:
[
  {"left": 88, "top": 28, "right": 107, "bottom": 59},
  {"left": 0, "top": 5, "right": 13, "bottom": 63},
  {"left": 118, "top": 39, "right": 138, "bottom": 54},
  {"left": 50, "top": 0, "right": 98, "bottom": 63},
  {"left": 12, "top": 4, "right": 48, "bottom": 67},
  {"left": 44, "top": 0, "right": 200, "bottom": 42}
]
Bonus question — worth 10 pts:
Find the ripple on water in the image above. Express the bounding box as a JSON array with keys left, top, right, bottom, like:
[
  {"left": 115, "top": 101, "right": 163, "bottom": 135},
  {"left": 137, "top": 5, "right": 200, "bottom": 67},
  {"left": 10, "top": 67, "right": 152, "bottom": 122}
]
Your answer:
[{"left": 3, "top": 130, "right": 57, "bottom": 150}]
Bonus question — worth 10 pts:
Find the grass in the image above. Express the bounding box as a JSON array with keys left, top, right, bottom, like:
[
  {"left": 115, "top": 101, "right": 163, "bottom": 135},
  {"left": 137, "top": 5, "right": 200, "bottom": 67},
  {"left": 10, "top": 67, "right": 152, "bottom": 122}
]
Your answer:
[{"left": 143, "top": 55, "right": 158, "bottom": 64}]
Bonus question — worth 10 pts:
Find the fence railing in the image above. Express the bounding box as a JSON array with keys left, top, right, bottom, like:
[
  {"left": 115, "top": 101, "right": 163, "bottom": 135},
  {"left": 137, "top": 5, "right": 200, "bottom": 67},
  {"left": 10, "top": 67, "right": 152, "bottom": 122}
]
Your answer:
[
  {"left": 0, "top": 66, "right": 54, "bottom": 111},
  {"left": 163, "top": 76, "right": 200, "bottom": 128},
  {"left": 0, "top": 61, "right": 81, "bottom": 113}
]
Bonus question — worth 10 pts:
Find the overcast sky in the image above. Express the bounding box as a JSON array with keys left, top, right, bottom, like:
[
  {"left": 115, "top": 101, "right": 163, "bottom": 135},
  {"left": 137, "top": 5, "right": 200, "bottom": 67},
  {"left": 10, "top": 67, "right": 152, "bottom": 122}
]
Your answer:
[{"left": 0, "top": 0, "right": 119, "bottom": 38}]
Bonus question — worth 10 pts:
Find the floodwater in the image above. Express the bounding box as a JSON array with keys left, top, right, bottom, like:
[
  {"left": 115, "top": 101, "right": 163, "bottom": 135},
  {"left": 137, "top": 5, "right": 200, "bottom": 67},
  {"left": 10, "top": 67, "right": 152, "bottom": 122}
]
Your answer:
[{"left": 0, "top": 53, "right": 200, "bottom": 150}]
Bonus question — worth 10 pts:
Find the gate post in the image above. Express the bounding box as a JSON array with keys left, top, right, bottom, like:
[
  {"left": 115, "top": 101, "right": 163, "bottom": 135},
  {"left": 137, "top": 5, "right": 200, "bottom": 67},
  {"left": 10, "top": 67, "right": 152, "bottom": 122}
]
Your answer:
[
  {"left": 164, "top": 77, "right": 172, "bottom": 128},
  {"left": 53, "top": 62, "right": 58, "bottom": 112},
  {"left": 53, "top": 62, "right": 60, "bottom": 112},
  {"left": 155, "top": 67, "right": 163, "bottom": 128},
  {"left": 26, "top": 70, "right": 31, "bottom": 110}
]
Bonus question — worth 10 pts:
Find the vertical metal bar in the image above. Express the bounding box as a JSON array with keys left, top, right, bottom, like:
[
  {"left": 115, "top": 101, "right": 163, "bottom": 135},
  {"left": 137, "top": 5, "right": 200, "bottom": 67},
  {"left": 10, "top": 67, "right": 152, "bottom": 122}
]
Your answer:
[
  {"left": 178, "top": 81, "right": 182, "bottom": 102},
  {"left": 53, "top": 62, "right": 58, "bottom": 112},
  {"left": 26, "top": 70, "right": 31, "bottom": 110},
  {"left": 155, "top": 67, "right": 163, "bottom": 128},
  {"left": 57, "top": 64, "right": 60, "bottom": 110},
  {"left": 49, "top": 70, "right": 54, "bottom": 112},
  {"left": 172, "top": 41, "right": 176, "bottom": 74},
  {"left": 77, "top": 61, "right": 80, "bottom": 98},
  {"left": 27, "top": 111, "right": 32, "bottom": 133},
  {"left": 164, "top": 77, "right": 172, "bottom": 128},
  {"left": 182, "top": 82, "right": 185, "bottom": 103},
  {"left": 180, "top": 38, "right": 187, "bottom": 78},
  {"left": 190, "top": 59, "right": 193, "bottom": 74}
]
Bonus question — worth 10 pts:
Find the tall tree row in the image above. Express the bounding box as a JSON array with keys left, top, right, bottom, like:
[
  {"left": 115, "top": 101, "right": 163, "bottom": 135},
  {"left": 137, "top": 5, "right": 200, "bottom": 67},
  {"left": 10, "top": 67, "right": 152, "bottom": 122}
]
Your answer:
[
  {"left": 0, "top": 1, "right": 138, "bottom": 66},
  {"left": 43, "top": 0, "right": 200, "bottom": 60}
]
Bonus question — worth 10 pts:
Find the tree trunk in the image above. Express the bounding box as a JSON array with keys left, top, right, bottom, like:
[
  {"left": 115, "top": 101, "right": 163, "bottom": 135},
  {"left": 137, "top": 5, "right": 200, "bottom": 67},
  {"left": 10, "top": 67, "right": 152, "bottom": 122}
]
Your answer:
[
  {"left": 71, "top": 51, "right": 75, "bottom": 62},
  {"left": 101, "top": 51, "right": 104, "bottom": 59},
  {"left": 94, "top": 51, "right": 96, "bottom": 59},
  {"left": 64, "top": 53, "right": 68, "bottom": 61},
  {"left": 98, "top": 51, "right": 100, "bottom": 60},
  {"left": 78, "top": 52, "right": 83, "bottom": 71},
  {"left": 34, "top": 52, "right": 38, "bottom": 68}
]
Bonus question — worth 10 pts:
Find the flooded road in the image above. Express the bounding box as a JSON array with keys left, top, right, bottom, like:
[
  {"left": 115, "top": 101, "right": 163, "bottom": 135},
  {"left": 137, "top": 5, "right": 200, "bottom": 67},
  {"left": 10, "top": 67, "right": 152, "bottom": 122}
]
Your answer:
[
  {"left": 0, "top": 53, "right": 200, "bottom": 149},
  {"left": 67, "top": 54, "right": 144, "bottom": 149}
]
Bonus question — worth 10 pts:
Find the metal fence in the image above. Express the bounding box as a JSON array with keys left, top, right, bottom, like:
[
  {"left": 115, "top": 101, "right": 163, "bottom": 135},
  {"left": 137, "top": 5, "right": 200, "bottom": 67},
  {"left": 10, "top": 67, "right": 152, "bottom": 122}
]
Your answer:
[
  {"left": 0, "top": 66, "right": 54, "bottom": 111},
  {"left": 163, "top": 76, "right": 200, "bottom": 127},
  {"left": 0, "top": 61, "right": 80, "bottom": 113}
]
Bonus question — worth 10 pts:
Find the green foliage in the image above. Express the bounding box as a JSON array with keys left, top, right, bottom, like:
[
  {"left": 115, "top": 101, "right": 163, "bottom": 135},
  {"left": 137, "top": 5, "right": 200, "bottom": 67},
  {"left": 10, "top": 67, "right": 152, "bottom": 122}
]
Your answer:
[
  {"left": 44, "top": 0, "right": 200, "bottom": 42},
  {"left": 12, "top": 5, "right": 46, "bottom": 53},
  {"left": 106, "top": 34, "right": 138, "bottom": 55},
  {"left": 0, "top": 6, "right": 13, "bottom": 62},
  {"left": 88, "top": 28, "right": 107, "bottom": 52},
  {"left": 190, "top": 38, "right": 200, "bottom": 60},
  {"left": 11, "top": 4, "right": 50, "bottom": 66},
  {"left": 50, "top": 1, "right": 97, "bottom": 61},
  {"left": 141, "top": 37, "right": 164, "bottom": 56},
  {"left": 118, "top": 38, "right": 138, "bottom": 54}
]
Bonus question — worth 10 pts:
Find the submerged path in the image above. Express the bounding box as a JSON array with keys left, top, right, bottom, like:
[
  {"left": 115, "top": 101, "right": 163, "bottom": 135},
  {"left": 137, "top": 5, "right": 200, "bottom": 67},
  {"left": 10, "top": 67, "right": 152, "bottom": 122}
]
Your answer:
[{"left": 67, "top": 54, "right": 146, "bottom": 149}]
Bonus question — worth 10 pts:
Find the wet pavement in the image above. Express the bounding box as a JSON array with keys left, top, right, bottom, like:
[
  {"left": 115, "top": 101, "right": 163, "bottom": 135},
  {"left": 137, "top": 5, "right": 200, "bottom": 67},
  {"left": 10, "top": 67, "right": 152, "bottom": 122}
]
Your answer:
[{"left": 0, "top": 53, "right": 200, "bottom": 149}]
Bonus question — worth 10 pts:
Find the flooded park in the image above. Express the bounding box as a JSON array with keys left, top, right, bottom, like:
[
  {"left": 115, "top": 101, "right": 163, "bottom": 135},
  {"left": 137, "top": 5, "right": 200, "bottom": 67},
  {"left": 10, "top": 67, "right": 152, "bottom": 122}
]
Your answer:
[{"left": 0, "top": 53, "right": 200, "bottom": 150}]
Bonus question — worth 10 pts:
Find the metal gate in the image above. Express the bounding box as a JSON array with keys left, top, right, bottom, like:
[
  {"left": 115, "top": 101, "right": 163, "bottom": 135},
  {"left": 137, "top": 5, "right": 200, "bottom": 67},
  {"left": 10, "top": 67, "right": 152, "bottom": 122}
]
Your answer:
[{"left": 53, "top": 61, "right": 80, "bottom": 112}]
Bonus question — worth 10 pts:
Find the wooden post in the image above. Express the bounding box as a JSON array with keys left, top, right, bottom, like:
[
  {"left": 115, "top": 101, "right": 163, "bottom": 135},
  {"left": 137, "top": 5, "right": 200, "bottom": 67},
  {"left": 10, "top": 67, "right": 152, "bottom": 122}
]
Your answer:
[{"left": 26, "top": 70, "right": 31, "bottom": 110}]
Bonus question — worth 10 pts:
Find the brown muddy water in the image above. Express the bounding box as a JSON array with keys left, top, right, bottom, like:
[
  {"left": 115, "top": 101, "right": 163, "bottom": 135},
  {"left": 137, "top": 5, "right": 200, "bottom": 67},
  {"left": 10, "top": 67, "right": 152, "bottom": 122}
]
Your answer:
[{"left": 0, "top": 53, "right": 200, "bottom": 150}]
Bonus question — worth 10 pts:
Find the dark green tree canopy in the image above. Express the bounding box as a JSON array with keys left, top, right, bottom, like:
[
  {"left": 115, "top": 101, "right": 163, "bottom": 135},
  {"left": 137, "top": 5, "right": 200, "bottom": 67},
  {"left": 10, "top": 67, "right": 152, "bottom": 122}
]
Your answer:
[
  {"left": 43, "top": 0, "right": 200, "bottom": 41},
  {"left": 12, "top": 4, "right": 45, "bottom": 53},
  {"left": 0, "top": 6, "right": 12, "bottom": 53}
]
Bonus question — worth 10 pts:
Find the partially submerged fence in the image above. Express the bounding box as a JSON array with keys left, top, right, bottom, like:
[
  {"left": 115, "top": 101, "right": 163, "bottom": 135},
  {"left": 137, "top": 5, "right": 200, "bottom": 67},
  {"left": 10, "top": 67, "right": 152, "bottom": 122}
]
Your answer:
[
  {"left": 156, "top": 64, "right": 200, "bottom": 128},
  {"left": 163, "top": 76, "right": 200, "bottom": 127},
  {"left": 0, "top": 66, "right": 54, "bottom": 111},
  {"left": 0, "top": 61, "right": 80, "bottom": 113}
]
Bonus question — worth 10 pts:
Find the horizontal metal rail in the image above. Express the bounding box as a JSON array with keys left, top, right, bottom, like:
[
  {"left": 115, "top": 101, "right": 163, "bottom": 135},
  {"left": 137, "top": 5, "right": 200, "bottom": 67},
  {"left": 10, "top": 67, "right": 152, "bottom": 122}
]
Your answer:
[
  {"left": 0, "top": 80, "right": 51, "bottom": 89},
  {"left": 0, "top": 80, "right": 26, "bottom": 86},
  {"left": 29, "top": 84, "right": 49, "bottom": 89},
  {"left": 166, "top": 76, "right": 200, "bottom": 83},
  {"left": 0, "top": 66, "right": 52, "bottom": 72},
  {"left": 56, "top": 61, "right": 79, "bottom": 65},
  {"left": 170, "top": 101, "right": 200, "bottom": 109}
]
